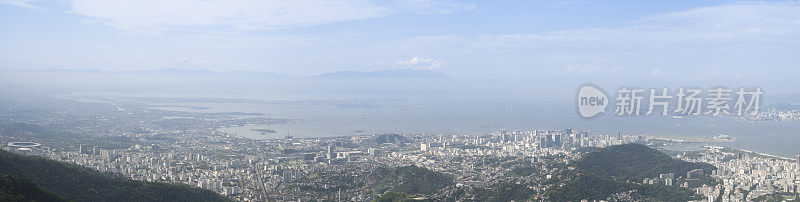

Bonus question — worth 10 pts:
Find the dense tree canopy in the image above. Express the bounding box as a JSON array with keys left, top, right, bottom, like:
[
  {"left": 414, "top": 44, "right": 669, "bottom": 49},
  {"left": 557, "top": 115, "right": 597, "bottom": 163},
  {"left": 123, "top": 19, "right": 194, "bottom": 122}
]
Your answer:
[{"left": 0, "top": 149, "right": 230, "bottom": 202}]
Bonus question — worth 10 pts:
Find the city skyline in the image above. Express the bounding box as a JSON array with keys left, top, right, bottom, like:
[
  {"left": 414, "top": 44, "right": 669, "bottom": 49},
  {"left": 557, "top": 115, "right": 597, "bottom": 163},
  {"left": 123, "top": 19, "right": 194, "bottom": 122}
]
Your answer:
[{"left": 2, "top": 1, "right": 800, "bottom": 201}]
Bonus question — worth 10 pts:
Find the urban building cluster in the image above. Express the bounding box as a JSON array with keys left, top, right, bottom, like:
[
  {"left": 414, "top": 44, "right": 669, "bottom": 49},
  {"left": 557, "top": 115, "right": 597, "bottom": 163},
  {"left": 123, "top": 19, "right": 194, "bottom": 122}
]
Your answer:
[{"left": 1, "top": 97, "right": 798, "bottom": 201}]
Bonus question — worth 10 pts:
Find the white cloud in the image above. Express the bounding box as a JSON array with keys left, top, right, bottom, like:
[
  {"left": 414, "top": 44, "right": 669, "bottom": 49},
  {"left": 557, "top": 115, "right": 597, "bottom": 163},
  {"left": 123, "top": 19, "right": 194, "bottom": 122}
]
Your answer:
[
  {"left": 66, "top": 0, "right": 474, "bottom": 34},
  {"left": 651, "top": 68, "right": 662, "bottom": 76},
  {"left": 391, "top": 1, "right": 800, "bottom": 79},
  {"left": 417, "top": 1, "right": 800, "bottom": 51},
  {"left": 0, "top": 0, "right": 41, "bottom": 10},
  {"left": 630, "top": 1, "right": 800, "bottom": 43},
  {"left": 396, "top": 56, "right": 442, "bottom": 70}
]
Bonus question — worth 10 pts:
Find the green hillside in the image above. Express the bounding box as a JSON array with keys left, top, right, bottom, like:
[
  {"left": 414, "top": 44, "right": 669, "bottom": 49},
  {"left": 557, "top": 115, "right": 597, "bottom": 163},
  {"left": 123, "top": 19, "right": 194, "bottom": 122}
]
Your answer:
[
  {"left": 377, "top": 165, "right": 454, "bottom": 195},
  {"left": 0, "top": 174, "right": 68, "bottom": 202},
  {"left": 0, "top": 149, "right": 230, "bottom": 202},
  {"left": 545, "top": 144, "right": 716, "bottom": 201},
  {"left": 545, "top": 172, "right": 698, "bottom": 201},
  {"left": 575, "top": 144, "right": 715, "bottom": 181}
]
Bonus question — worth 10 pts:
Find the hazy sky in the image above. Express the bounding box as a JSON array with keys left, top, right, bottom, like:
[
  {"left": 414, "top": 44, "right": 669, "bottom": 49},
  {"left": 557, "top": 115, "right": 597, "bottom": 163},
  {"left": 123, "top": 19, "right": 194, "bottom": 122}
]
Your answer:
[{"left": 1, "top": 0, "right": 799, "bottom": 81}]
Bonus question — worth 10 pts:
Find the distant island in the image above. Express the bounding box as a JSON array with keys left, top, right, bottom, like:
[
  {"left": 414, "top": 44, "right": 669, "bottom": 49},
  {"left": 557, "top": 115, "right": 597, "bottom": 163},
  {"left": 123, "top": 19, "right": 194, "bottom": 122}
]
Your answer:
[
  {"left": 152, "top": 104, "right": 212, "bottom": 110},
  {"left": 251, "top": 129, "right": 278, "bottom": 134},
  {"left": 711, "top": 134, "right": 735, "bottom": 142}
]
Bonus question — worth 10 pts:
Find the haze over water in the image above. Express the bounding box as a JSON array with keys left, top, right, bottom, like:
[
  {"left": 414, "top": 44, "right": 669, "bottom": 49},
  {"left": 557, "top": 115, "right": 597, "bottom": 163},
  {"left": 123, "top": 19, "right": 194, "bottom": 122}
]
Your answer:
[{"left": 71, "top": 91, "right": 800, "bottom": 159}]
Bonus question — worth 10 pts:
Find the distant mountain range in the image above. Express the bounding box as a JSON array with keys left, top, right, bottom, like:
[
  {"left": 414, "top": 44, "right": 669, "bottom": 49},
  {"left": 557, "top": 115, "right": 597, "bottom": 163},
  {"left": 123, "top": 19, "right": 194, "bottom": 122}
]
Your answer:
[
  {"left": 312, "top": 69, "right": 449, "bottom": 79},
  {"left": 0, "top": 149, "right": 230, "bottom": 202},
  {"left": 13, "top": 68, "right": 450, "bottom": 80},
  {"left": 21, "top": 68, "right": 286, "bottom": 78}
]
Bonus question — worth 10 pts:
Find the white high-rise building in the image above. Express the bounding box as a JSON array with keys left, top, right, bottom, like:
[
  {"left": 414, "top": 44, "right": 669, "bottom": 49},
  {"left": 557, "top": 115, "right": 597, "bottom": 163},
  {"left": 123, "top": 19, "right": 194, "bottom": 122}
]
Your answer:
[{"left": 326, "top": 145, "right": 334, "bottom": 160}]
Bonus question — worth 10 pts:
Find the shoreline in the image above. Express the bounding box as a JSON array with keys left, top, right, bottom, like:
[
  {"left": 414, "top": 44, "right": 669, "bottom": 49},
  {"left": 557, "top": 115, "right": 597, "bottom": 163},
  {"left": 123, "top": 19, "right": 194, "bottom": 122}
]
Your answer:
[{"left": 732, "top": 148, "right": 795, "bottom": 161}]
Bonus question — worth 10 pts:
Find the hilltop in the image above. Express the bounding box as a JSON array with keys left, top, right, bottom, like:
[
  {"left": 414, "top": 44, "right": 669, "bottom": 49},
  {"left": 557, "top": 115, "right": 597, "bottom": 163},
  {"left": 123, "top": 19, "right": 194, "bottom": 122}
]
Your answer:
[
  {"left": 376, "top": 165, "right": 455, "bottom": 195},
  {"left": 0, "top": 149, "right": 230, "bottom": 202},
  {"left": 545, "top": 144, "right": 717, "bottom": 201},
  {"left": 576, "top": 144, "right": 716, "bottom": 182}
]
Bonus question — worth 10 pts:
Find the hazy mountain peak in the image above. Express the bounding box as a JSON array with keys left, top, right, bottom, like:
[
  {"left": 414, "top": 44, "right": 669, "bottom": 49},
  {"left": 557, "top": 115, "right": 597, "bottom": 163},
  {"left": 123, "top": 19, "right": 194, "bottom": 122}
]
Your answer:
[{"left": 311, "top": 69, "right": 450, "bottom": 79}]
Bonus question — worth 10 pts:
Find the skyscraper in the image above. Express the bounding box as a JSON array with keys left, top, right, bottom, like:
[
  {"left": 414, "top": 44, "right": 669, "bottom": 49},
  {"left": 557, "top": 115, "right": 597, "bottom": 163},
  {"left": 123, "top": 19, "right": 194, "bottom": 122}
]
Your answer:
[{"left": 326, "top": 145, "right": 334, "bottom": 160}]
